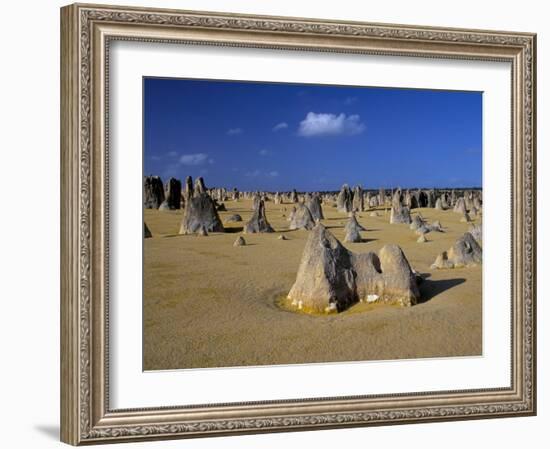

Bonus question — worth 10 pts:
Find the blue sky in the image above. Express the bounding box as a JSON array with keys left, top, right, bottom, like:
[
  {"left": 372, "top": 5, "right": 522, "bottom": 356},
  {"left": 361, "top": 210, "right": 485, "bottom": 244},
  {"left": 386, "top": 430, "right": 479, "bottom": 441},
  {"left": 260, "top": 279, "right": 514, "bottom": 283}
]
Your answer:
[{"left": 144, "top": 78, "right": 482, "bottom": 191}]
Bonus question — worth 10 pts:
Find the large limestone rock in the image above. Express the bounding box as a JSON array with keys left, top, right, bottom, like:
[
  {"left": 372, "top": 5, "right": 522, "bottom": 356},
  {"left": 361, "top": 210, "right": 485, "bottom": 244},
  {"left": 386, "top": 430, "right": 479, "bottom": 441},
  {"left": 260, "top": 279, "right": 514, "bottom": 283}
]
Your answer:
[
  {"left": 143, "top": 176, "right": 164, "bottom": 209},
  {"left": 306, "top": 193, "right": 324, "bottom": 221},
  {"left": 354, "top": 244, "right": 419, "bottom": 307},
  {"left": 179, "top": 193, "right": 224, "bottom": 234},
  {"left": 287, "top": 224, "right": 419, "bottom": 313},
  {"left": 289, "top": 203, "right": 315, "bottom": 231},
  {"left": 336, "top": 184, "right": 353, "bottom": 213},
  {"left": 244, "top": 199, "right": 274, "bottom": 233},
  {"left": 159, "top": 177, "right": 181, "bottom": 210},
  {"left": 431, "top": 232, "right": 482, "bottom": 269}
]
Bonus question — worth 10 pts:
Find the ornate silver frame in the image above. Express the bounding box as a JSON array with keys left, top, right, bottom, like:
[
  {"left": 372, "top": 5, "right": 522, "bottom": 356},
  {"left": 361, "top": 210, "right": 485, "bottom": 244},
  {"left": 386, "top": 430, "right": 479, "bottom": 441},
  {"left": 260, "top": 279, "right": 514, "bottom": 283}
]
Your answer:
[{"left": 60, "top": 3, "right": 536, "bottom": 445}]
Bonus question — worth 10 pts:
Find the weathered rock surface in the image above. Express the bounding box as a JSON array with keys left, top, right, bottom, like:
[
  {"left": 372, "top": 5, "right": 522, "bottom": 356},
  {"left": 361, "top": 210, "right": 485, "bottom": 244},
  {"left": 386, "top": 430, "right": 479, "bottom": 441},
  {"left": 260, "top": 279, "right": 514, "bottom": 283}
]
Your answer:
[
  {"left": 233, "top": 236, "right": 246, "bottom": 247},
  {"left": 225, "top": 214, "right": 243, "bottom": 223},
  {"left": 336, "top": 184, "right": 353, "bottom": 213},
  {"left": 389, "top": 189, "right": 412, "bottom": 224},
  {"left": 179, "top": 193, "right": 224, "bottom": 235},
  {"left": 431, "top": 232, "right": 482, "bottom": 269},
  {"left": 344, "top": 214, "right": 366, "bottom": 240},
  {"left": 287, "top": 224, "right": 420, "bottom": 313},
  {"left": 469, "top": 224, "right": 482, "bottom": 245},
  {"left": 417, "top": 234, "right": 427, "bottom": 243},
  {"left": 289, "top": 203, "right": 315, "bottom": 231},
  {"left": 352, "top": 185, "right": 364, "bottom": 212},
  {"left": 454, "top": 197, "right": 467, "bottom": 214},
  {"left": 159, "top": 177, "right": 182, "bottom": 210},
  {"left": 144, "top": 176, "right": 165, "bottom": 209},
  {"left": 244, "top": 199, "right": 274, "bottom": 233},
  {"left": 194, "top": 177, "right": 206, "bottom": 196},
  {"left": 184, "top": 176, "right": 194, "bottom": 202},
  {"left": 306, "top": 193, "right": 324, "bottom": 221}
]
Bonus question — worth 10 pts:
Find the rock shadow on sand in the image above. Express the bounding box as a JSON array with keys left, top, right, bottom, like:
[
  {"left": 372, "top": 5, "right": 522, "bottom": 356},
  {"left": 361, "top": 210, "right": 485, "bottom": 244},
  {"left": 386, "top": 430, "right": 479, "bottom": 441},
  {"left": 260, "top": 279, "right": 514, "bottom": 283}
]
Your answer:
[
  {"left": 417, "top": 277, "right": 466, "bottom": 304},
  {"left": 224, "top": 226, "right": 244, "bottom": 233}
]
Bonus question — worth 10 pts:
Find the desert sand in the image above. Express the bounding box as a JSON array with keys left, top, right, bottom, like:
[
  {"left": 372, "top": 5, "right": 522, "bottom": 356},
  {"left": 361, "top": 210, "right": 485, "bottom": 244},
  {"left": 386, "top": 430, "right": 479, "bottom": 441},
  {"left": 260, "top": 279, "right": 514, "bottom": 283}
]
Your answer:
[{"left": 143, "top": 199, "right": 481, "bottom": 370}]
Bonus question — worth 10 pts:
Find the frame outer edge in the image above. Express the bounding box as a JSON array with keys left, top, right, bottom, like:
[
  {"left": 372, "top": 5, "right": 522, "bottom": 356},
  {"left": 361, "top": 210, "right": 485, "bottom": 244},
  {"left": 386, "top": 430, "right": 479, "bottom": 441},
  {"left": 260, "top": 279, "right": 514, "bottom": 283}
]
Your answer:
[
  {"left": 61, "top": 3, "right": 81, "bottom": 446},
  {"left": 61, "top": 2, "right": 537, "bottom": 444}
]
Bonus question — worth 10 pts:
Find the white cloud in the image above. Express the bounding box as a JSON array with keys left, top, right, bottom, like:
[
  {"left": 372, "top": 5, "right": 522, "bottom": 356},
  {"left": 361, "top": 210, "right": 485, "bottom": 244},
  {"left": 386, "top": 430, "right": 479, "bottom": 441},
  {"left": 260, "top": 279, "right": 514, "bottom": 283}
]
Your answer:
[
  {"left": 245, "top": 169, "right": 261, "bottom": 178},
  {"left": 245, "top": 169, "right": 279, "bottom": 178},
  {"left": 259, "top": 149, "right": 269, "bottom": 156},
  {"left": 167, "top": 150, "right": 178, "bottom": 157},
  {"left": 179, "top": 153, "right": 209, "bottom": 165},
  {"left": 272, "top": 122, "right": 288, "bottom": 132},
  {"left": 227, "top": 128, "right": 243, "bottom": 135},
  {"left": 298, "top": 112, "right": 365, "bottom": 137},
  {"left": 344, "top": 96, "right": 358, "bottom": 105}
]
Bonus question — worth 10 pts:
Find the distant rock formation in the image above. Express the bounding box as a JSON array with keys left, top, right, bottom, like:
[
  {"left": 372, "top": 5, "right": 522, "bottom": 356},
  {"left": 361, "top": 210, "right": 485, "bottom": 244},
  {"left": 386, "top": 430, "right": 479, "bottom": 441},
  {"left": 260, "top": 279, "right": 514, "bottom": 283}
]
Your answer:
[
  {"left": 306, "top": 193, "right": 324, "bottom": 222},
  {"left": 431, "top": 232, "right": 482, "bottom": 269},
  {"left": 352, "top": 185, "right": 364, "bottom": 212},
  {"left": 289, "top": 203, "right": 315, "bottom": 231},
  {"left": 144, "top": 222, "right": 152, "bottom": 238},
  {"left": 379, "top": 188, "right": 386, "bottom": 206},
  {"left": 287, "top": 224, "right": 419, "bottom": 313},
  {"left": 336, "top": 184, "right": 353, "bottom": 213},
  {"left": 184, "top": 176, "right": 194, "bottom": 203},
  {"left": 389, "top": 189, "right": 412, "bottom": 224},
  {"left": 194, "top": 177, "right": 206, "bottom": 196},
  {"left": 454, "top": 197, "right": 467, "bottom": 214},
  {"left": 159, "top": 177, "right": 181, "bottom": 210},
  {"left": 143, "top": 176, "right": 164, "bottom": 209},
  {"left": 343, "top": 213, "right": 365, "bottom": 242},
  {"left": 244, "top": 198, "right": 274, "bottom": 233},
  {"left": 179, "top": 192, "right": 224, "bottom": 234}
]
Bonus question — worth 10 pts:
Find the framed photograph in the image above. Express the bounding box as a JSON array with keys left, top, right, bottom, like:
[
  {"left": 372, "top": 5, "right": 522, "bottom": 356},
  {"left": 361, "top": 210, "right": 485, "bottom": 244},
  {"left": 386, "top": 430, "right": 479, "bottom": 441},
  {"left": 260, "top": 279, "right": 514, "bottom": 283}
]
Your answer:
[{"left": 60, "top": 3, "right": 536, "bottom": 445}]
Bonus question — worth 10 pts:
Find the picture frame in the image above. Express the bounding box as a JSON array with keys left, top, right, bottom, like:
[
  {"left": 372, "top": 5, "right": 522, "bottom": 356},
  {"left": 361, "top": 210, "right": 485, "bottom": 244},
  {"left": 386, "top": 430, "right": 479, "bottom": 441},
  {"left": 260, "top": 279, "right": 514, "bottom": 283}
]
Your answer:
[{"left": 60, "top": 2, "right": 536, "bottom": 445}]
